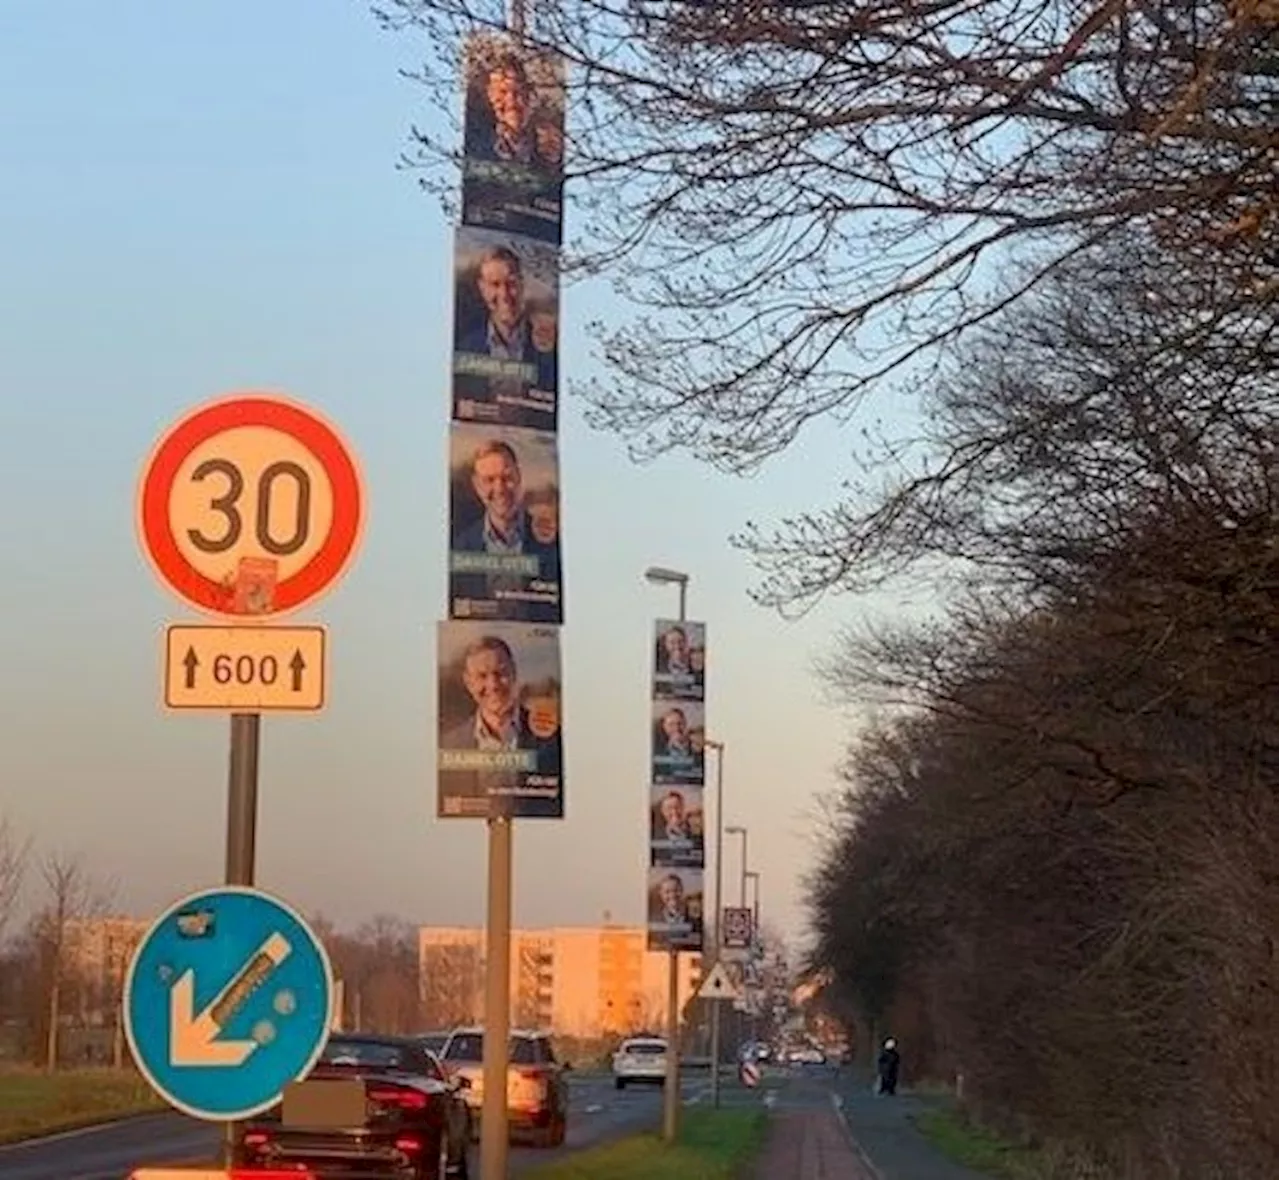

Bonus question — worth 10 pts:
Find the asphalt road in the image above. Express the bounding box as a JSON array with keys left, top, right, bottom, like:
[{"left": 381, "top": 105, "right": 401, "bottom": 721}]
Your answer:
[{"left": 0, "top": 1072, "right": 715, "bottom": 1180}]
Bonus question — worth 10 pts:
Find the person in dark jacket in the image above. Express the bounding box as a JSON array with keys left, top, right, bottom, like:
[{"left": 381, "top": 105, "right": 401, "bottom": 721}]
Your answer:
[{"left": 876, "top": 1037, "right": 901, "bottom": 1095}]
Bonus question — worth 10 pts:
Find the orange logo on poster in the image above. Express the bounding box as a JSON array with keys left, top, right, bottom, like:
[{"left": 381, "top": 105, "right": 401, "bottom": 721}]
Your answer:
[{"left": 137, "top": 393, "right": 365, "bottom": 620}]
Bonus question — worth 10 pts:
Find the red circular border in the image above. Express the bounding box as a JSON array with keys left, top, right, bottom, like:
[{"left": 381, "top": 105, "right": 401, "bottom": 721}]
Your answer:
[{"left": 138, "top": 394, "right": 364, "bottom": 617}]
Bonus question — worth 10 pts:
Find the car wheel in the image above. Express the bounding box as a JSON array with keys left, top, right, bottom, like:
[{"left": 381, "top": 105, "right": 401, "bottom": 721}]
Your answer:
[
  {"left": 551, "top": 1115, "right": 567, "bottom": 1147},
  {"left": 614, "top": 1077, "right": 625, "bottom": 1090}
]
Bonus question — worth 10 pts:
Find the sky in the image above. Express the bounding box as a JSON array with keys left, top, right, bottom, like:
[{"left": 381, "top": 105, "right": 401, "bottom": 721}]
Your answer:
[{"left": 0, "top": 1, "right": 913, "bottom": 948}]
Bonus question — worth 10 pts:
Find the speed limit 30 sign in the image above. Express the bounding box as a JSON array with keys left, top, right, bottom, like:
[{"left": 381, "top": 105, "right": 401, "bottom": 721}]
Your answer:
[
  {"left": 139, "top": 393, "right": 364, "bottom": 714},
  {"left": 138, "top": 394, "right": 364, "bottom": 619}
]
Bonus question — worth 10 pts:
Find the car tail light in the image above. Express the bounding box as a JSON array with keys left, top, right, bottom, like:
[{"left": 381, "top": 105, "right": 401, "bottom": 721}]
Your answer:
[
  {"left": 242, "top": 1131, "right": 270, "bottom": 1148},
  {"left": 394, "top": 1135, "right": 423, "bottom": 1154},
  {"left": 368, "top": 1085, "right": 430, "bottom": 1111}
]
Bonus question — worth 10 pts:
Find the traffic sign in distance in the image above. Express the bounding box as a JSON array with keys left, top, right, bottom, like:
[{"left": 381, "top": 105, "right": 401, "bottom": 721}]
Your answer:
[
  {"left": 697, "top": 961, "right": 744, "bottom": 1002},
  {"left": 721, "top": 906, "right": 753, "bottom": 949},
  {"left": 138, "top": 394, "right": 364, "bottom": 620},
  {"left": 124, "top": 885, "right": 334, "bottom": 1122},
  {"left": 739, "top": 1060, "right": 762, "bottom": 1088},
  {"left": 164, "top": 625, "right": 327, "bottom": 712}
]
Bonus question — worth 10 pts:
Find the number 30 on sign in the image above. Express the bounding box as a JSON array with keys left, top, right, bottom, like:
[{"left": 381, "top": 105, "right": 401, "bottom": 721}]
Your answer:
[{"left": 138, "top": 395, "right": 365, "bottom": 619}]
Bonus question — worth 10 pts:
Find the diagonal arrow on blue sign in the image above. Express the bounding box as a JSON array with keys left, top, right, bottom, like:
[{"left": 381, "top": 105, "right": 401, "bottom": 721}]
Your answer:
[{"left": 124, "top": 885, "right": 334, "bottom": 1121}]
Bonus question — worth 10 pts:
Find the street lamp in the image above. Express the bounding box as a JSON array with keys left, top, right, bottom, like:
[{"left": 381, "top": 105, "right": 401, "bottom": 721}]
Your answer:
[
  {"left": 745, "top": 870, "right": 761, "bottom": 935},
  {"left": 644, "top": 565, "right": 689, "bottom": 1143},
  {"left": 704, "top": 738, "right": 726, "bottom": 1107},
  {"left": 644, "top": 567, "right": 689, "bottom": 621},
  {"left": 726, "top": 825, "right": 749, "bottom": 908}
]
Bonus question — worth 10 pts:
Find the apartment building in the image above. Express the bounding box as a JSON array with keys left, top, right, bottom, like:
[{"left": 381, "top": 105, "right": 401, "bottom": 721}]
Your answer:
[
  {"left": 418, "top": 923, "right": 703, "bottom": 1040},
  {"left": 60, "top": 917, "right": 149, "bottom": 1021}
]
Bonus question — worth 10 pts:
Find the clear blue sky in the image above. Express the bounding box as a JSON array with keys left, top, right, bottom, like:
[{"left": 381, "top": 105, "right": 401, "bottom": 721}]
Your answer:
[{"left": 0, "top": 1, "right": 907, "bottom": 945}]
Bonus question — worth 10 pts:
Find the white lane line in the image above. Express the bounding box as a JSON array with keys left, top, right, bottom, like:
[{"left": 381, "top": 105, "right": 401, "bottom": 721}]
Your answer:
[
  {"left": 584, "top": 1103, "right": 604, "bottom": 1114},
  {"left": 0, "top": 1112, "right": 178, "bottom": 1154},
  {"left": 830, "top": 1090, "right": 886, "bottom": 1180}
]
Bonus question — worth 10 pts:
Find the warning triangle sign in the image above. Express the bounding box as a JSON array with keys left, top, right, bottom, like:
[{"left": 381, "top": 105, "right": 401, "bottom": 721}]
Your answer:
[{"left": 697, "top": 961, "right": 744, "bottom": 1002}]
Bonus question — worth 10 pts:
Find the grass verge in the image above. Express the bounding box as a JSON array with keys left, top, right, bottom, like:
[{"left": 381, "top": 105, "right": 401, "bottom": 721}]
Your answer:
[
  {"left": 914, "top": 1105, "right": 1046, "bottom": 1180},
  {"left": 522, "top": 1107, "right": 767, "bottom": 1179},
  {"left": 0, "top": 1068, "right": 164, "bottom": 1144}
]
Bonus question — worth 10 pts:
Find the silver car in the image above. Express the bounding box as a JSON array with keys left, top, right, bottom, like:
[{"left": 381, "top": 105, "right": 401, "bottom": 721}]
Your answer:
[{"left": 612, "top": 1036, "right": 668, "bottom": 1089}]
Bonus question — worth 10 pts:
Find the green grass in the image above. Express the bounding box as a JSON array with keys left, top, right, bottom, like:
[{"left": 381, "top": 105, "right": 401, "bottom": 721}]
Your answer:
[
  {"left": 914, "top": 1106, "right": 1046, "bottom": 1180},
  {"left": 523, "top": 1108, "right": 768, "bottom": 1179},
  {"left": 0, "top": 1068, "right": 164, "bottom": 1144}
]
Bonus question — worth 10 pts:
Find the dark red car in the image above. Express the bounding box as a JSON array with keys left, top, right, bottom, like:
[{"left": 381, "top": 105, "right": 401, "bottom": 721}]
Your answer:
[{"left": 236, "top": 1033, "right": 473, "bottom": 1179}]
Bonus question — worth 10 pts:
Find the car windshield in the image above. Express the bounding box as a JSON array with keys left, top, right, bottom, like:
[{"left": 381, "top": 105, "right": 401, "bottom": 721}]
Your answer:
[
  {"left": 320, "top": 1038, "right": 409, "bottom": 1070},
  {"left": 624, "top": 1041, "right": 666, "bottom": 1055},
  {"left": 444, "top": 1034, "right": 542, "bottom": 1064}
]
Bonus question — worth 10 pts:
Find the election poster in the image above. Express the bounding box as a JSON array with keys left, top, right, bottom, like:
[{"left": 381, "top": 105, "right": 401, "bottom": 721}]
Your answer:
[
  {"left": 650, "top": 698, "right": 706, "bottom": 787},
  {"left": 646, "top": 866, "right": 704, "bottom": 953},
  {"left": 649, "top": 784, "right": 706, "bottom": 869},
  {"left": 452, "top": 225, "right": 560, "bottom": 432},
  {"left": 652, "top": 619, "right": 705, "bottom": 702},
  {"left": 460, "top": 34, "right": 565, "bottom": 245},
  {"left": 437, "top": 620, "right": 563, "bottom": 820},
  {"left": 448, "top": 423, "right": 562, "bottom": 625}
]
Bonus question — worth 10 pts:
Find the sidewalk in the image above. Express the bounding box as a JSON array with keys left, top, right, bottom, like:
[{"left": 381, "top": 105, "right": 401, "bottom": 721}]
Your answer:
[
  {"left": 751, "top": 1108, "right": 874, "bottom": 1179},
  {"left": 832, "top": 1077, "right": 993, "bottom": 1180}
]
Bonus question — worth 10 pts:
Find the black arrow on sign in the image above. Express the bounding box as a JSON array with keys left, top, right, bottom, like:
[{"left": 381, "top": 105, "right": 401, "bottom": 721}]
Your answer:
[
  {"left": 183, "top": 647, "right": 199, "bottom": 689},
  {"left": 289, "top": 650, "right": 306, "bottom": 692}
]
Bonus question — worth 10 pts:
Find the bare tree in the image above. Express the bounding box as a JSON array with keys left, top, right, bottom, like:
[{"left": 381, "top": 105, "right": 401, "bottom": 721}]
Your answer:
[
  {"left": 0, "top": 814, "right": 31, "bottom": 942},
  {"left": 37, "top": 851, "right": 116, "bottom": 1072},
  {"left": 379, "top": 0, "right": 1275, "bottom": 602}
]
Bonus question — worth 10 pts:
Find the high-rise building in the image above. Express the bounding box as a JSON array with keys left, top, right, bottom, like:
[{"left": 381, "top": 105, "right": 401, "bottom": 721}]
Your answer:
[{"left": 418, "top": 924, "right": 702, "bottom": 1039}]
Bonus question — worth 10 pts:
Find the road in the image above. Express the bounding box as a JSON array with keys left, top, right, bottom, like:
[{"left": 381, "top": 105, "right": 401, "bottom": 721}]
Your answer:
[{"left": 0, "top": 1071, "right": 718, "bottom": 1180}]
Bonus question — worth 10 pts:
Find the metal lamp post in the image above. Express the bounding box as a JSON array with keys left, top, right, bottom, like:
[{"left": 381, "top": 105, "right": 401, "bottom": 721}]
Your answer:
[
  {"left": 644, "top": 565, "right": 688, "bottom": 1143},
  {"left": 726, "top": 825, "right": 749, "bottom": 907},
  {"left": 704, "top": 738, "right": 726, "bottom": 1106}
]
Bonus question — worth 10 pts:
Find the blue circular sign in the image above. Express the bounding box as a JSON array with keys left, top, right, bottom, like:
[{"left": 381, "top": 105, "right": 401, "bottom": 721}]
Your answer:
[{"left": 124, "top": 885, "right": 334, "bottom": 1121}]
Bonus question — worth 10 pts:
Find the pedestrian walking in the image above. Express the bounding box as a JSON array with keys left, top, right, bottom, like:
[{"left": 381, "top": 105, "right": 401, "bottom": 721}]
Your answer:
[{"left": 876, "top": 1037, "right": 900, "bottom": 1096}]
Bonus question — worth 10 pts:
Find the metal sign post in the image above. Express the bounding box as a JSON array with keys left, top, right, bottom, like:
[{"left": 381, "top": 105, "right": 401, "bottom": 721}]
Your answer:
[
  {"left": 223, "top": 712, "right": 260, "bottom": 1164},
  {"left": 480, "top": 816, "right": 513, "bottom": 1180}
]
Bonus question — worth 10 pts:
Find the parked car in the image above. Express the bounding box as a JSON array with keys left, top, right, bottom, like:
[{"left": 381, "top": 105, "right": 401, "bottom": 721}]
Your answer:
[
  {"left": 439, "top": 1027, "right": 569, "bottom": 1147},
  {"left": 784, "top": 1043, "right": 827, "bottom": 1066},
  {"left": 611, "top": 1036, "right": 668, "bottom": 1088},
  {"left": 235, "top": 1032, "right": 472, "bottom": 1179}
]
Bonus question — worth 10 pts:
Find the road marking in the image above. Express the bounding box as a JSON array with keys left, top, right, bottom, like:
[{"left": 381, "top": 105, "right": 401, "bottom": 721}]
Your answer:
[
  {"left": 830, "top": 1090, "right": 886, "bottom": 1180},
  {"left": 0, "top": 1112, "right": 182, "bottom": 1155},
  {"left": 584, "top": 1103, "right": 604, "bottom": 1114}
]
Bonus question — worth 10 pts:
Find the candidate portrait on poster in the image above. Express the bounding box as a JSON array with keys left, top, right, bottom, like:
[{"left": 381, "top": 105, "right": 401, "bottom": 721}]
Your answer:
[
  {"left": 646, "top": 866, "right": 704, "bottom": 952},
  {"left": 452, "top": 226, "right": 560, "bottom": 431},
  {"left": 652, "top": 619, "right": 705, "bottom": 702},
  {"left": 649, "top": 785, "right": 705, "bottom": 869},
  {"left": 437, "top": 620, "right": 563, "bottom": 819},
  {"left": 461, "top": 34, "right": 565, "bottom": 245},
  {"left": 448, "top": 423, "right": 562, "bottom": 625},
  {"left": 650, "top": 699, "right": 706, "bottom": 786}
]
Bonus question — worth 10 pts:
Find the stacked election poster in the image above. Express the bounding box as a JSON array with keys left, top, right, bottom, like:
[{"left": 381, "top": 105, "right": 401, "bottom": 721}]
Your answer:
[
  {"left": 438, "top": 33, "right": 567, "bottom": 820},
  {"left": 646, "top": 620, "right": 706, "bottom": 951}
]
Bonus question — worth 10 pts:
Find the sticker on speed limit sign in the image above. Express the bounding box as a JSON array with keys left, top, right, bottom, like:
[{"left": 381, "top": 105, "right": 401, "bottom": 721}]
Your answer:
[{"left": 137, "top": 394, "right": 365, "bottom": 619}]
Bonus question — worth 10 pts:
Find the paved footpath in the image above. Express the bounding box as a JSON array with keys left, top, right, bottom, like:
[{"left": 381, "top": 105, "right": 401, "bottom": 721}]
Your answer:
[
  {"left": 751, "top": 1107, "right": 873, "bottom": 1180},
  {"left": 832, "top": 1073, "right": 993, "bottom": 1180}
]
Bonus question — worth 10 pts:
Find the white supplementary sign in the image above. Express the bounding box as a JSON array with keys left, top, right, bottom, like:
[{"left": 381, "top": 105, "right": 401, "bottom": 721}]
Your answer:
[
  {"left": 697, "top": 961, "right": 744, "bottom": 1002},
  {"left": 164, "top": 625, "right": 326, "bottom": 711}
]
